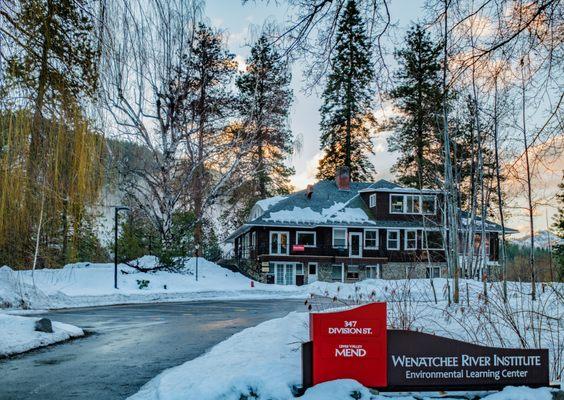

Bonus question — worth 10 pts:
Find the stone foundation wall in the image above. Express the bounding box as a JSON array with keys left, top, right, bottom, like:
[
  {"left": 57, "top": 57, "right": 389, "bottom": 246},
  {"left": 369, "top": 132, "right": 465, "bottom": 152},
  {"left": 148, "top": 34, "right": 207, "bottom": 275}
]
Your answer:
[{"left": 382, "top": 262, "right": 447, "bottom": 279}]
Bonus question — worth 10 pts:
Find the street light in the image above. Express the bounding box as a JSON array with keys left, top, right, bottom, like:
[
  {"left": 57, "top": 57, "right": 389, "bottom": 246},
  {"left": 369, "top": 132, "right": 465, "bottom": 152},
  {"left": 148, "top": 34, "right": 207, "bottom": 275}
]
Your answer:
[
  {"left": 194, "top": 244, "right": 200, "bottom": 282},
  {"left": 114, "top": 206, "right": 130, "bottom": 289}
]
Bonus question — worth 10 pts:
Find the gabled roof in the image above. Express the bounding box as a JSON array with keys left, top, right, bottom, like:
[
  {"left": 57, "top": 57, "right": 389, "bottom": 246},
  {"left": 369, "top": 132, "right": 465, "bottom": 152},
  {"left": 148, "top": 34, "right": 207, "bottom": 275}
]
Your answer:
[
  {"left": 249, "top": 180, "right": 394, "bottom": 227},
  {"left": 225, "top": 179, "right": 518, "bottom": 241}
]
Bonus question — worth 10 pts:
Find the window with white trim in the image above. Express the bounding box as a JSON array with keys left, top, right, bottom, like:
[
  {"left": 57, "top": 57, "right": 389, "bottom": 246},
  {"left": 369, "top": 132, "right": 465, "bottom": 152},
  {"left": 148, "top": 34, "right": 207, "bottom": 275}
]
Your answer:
[
  {"left": 242, "top": 233, "right": 250, "bottom": 258},
  {"left": 270, "top": 231, "right": 289, "bottom": 255},
  {"left": 346, "top": 265, "right": 359, "bottom": 280},
  {"left": 405, "top": 195, "right": 420, "bottom": 213},
  {"left": 422, "top": 230, "right": 444, "bottom": 250},
  {"left": 426, "top": 266, "right": 441, "bottom": 278},
  {"left": 332, "top": 228, "right": 347, "bottom": 248},
  {"left": 364, "top": 229, "right": 379, "bottom": 249},
  {"left": 296, "top": 231, "right": 316, "bottom": 247},
  {"left": 389, "top": 194, "right": 437, "bottom": 215},
  {"left": 390, "top": 195, "right": 404, "bottom": 213},
  {"left": 369, "top": 194, "right": 376, "bottom": 208},
  {"left": 251, "top": 231, "right": 256, "bottom": 248},
  {"left": 405, "top": 229, "right": 417, "bottom": 250},
  {"left": 387, "top": 230, "right": 400, "bottom": 250},
  {"left": 421, "top": 195, "right": 436, "bottom": 214}
]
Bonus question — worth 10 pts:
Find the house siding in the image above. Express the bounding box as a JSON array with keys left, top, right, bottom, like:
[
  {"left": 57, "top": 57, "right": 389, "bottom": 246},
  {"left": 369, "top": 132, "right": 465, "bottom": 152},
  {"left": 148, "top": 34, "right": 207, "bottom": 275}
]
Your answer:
[{"left": 230, "top": 183, "right": 506, "bottom": 284}]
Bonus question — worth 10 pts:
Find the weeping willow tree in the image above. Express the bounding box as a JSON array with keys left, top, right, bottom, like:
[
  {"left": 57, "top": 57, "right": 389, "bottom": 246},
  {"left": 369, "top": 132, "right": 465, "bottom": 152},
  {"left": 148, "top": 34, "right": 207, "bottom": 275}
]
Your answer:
[
  {"left": 0, "top": 0, "right": 106, "bottom": 268},
  {"left": 0, "top": 107, "right": 106, "bottom": 268}
]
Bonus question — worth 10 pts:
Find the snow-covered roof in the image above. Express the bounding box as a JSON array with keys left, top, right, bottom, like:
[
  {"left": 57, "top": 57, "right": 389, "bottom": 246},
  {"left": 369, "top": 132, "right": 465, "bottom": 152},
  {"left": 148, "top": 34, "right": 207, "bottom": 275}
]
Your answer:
[
  {"left": 254, "top": 195, "right": 287, "bottom": 212},
  {"left": 225, "top": 179, "right": 517, "bottom": 241}
]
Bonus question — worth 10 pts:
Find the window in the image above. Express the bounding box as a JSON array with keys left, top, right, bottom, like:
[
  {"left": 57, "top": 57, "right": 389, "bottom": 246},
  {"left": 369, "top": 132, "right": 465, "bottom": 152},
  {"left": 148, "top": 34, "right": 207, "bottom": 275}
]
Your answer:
[
  {"left": 296, "top": 231, "right": 316, "bottom": 247},
  {"left": 251, "top": 231, "right": 256, "bottom": 248},
  {"left": 366, "top": 264, "right": 381, "bottom": 279},
  {"left": 331, "top": 264, "right": 343, "bottom": 282},
  {"left": 389, "top": 194, "right": 437, "bottom": 215},
  {"left": 390, "top": 195, "right": 404, "bottom": 213},
  {"left": 296, "top": 263, "right": 304, "bottom": 275},
  {"left": 422, "top": 230, "right": 444, "bottom": 250},
  {"left": 270, "top": 231, "right": 289, "bottom": 255},
  {"left": 346, "top": 265, "right": 359, "bottom": 280},
  {"left": 364, "top": 229, "right": 379, "bottom": 249},
  {"left": 369, "top": 194, "right": 376, "bottom": 208},
  {"left": 405, "top": 195, "right": 420, "bottom": 213},
  {"left": 387, "top": 230, "right": 400, "bottom": 250},
  {"left": 332, "top": 228, "right": 347, "bottom": 248},
  {"left": 405, "top": 230, "right": 417, "bottom": 250},
  {"left": 426, "top": 266, "right": 441, "bottom": 278},
  {"left": 242, "top": 233, "right": 250, "bottom": 258},
  {"left": 308, "top": 263, "right": 317, "bottom": 275},
  {"left": 422, "top": 195, "right": 436, "bottom": 214}
]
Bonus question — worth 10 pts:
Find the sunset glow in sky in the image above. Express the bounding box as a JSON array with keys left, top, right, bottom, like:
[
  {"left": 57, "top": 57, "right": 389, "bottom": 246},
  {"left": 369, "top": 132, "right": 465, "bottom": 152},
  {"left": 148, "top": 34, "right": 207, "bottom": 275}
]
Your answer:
[{"left": 205, "top": 0, "right": 561, "bottom": 236}]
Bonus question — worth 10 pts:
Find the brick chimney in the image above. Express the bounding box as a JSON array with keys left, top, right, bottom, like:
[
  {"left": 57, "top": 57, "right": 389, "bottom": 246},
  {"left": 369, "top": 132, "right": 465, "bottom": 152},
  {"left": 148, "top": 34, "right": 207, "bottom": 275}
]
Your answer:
[
  {"left": 306, "top": 184, "right": 314, "bottom": 199},
  {"left": 335, "top": 166, "right": 350, "bottom": 191}
]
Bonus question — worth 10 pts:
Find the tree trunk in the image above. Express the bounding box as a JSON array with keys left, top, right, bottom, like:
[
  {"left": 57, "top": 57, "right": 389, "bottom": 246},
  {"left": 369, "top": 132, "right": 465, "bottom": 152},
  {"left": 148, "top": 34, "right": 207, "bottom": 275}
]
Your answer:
[
  {"left": 521, "top": 67, "right": 536, "bottom": 300},
  {"left": 493, "top": 76, "right": 508, "bottom": 302},
  {"left": 441, "top": 0, "right": 459, "bottom": 304}
]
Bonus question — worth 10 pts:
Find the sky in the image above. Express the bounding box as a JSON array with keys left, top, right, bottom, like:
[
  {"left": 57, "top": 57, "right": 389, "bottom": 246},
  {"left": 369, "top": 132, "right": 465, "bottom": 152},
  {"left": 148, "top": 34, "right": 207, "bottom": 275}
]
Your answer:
[{"left": 203, "top": 0, "right": 561, "bottom": 236}]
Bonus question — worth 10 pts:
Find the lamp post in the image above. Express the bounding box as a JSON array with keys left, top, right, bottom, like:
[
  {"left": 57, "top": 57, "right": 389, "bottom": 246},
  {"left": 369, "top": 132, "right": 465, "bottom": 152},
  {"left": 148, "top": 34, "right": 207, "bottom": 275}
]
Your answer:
[
  {"left": 194, "top": 244, "right": 200, "bottom": 282},
  {"left": 114, "top": 206, "right": 130, "bottom": 289}
]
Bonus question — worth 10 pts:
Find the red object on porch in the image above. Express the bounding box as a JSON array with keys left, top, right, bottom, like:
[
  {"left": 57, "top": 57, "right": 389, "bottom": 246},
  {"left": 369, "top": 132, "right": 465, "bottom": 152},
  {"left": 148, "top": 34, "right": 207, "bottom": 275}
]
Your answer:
[
  {"left": 309, "top": 302, "right": 387, "bottom": 388},
  {"left": 292, "top": 244, "right": 305, "bottom": 252}
]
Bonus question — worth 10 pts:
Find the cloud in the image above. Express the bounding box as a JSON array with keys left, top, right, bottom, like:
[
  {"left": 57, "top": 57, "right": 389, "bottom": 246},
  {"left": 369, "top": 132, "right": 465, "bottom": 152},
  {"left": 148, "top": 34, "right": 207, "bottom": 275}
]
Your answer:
[{"left": 290, "top": 151, "right": 323, "bottom": 190}]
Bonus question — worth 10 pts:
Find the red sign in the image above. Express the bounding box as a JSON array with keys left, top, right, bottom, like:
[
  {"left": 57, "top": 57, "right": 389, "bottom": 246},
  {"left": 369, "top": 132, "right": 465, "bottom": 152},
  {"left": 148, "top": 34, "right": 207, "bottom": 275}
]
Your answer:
[
  {"left": 292, "top": 244, "right": 305, "bottom": 252},
  {"left": 309, "top": 302, "right": 387, "bottom": 387}
]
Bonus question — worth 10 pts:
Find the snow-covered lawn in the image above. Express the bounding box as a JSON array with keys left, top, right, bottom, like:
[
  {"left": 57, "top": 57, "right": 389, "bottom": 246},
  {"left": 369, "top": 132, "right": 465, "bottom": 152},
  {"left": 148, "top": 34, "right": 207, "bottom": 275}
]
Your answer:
[
  {"left": 128, "top": 311, "right": 555, "bottom": 400},
  {"left": 0, "top": 314, "right": 84, "bottom": 357},
  {"left": 0, "top": 257, "right": 307, "bottom": 310}
]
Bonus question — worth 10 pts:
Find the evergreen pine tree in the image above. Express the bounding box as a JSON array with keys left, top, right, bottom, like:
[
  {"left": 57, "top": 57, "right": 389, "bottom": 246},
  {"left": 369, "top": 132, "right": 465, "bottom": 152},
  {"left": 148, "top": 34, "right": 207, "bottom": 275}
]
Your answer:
[
  {"left": 316, "top": 0, "right": 376, "bottom": 181},
  {"left": 237, "top": 34, "right": 294, "bottom": 199},
  {"left": 386, "top": 24, "right": 443, "bottom": 189}
]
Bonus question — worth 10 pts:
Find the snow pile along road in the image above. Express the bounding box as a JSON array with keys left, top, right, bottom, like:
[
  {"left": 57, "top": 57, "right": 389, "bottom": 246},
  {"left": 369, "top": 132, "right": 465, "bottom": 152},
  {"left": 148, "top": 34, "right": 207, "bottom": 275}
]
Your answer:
[
  {"left": 129, "top": 312, "right": 308, "bottom": 400},
  {"left": 128, "top": 311, "right": 554, "bottom": 400},
  {"left": 0, "top": 314, "right": 84, "bottom": 357}
]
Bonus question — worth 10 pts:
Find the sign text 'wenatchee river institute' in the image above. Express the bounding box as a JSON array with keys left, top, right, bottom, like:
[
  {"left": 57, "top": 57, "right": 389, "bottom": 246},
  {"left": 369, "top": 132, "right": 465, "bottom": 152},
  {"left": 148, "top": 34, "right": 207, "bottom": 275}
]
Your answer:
[{"left": 302, "top": 303, "right": 549, "bottom": 392}]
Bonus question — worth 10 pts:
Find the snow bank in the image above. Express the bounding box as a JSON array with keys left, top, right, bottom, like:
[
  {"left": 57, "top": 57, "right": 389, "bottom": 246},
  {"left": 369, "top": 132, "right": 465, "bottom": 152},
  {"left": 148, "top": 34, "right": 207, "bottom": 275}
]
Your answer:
[
  {"left": 0, "top": 314, "right": 84, "bottom": 357},
  {"left": 128, "top": 311, "right": 555, "bottom": 400},
  {"left": 0, "top": 258, "right": 305, "bottom": 310},
  {"left": 129, "top": 312, "right": 309, "bottom": 400}
]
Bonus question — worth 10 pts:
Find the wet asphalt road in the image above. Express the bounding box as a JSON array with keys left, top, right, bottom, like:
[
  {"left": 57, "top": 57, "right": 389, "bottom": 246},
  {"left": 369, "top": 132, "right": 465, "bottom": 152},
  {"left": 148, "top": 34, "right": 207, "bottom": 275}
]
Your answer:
[{"left": 0, "top": 299, "right": 305, "bottom": 400}]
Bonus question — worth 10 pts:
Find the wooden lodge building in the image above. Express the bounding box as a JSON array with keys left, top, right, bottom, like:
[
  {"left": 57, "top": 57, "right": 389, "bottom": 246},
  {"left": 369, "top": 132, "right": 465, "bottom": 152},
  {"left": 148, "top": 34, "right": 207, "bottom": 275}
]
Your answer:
[{"left": 226, "top": 169, "right": 517, "bottom": 285}]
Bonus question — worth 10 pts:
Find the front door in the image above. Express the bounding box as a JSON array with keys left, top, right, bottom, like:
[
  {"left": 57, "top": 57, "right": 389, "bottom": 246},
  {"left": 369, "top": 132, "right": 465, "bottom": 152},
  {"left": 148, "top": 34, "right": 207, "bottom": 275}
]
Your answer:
[
  {"left": 308, "top": 262, "right": 318, "bottom": 282},
  {"left": 349, "top": 232, "right": 362, "bottom": 258}
]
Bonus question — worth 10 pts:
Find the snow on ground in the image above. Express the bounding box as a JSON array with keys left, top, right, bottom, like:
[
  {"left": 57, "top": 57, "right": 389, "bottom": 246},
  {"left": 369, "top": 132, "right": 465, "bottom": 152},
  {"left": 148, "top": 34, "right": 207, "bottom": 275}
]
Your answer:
[
  {"left": 0, "top": 314, "right": 84, "bottom": 357},
  {"left": 128, "top": 311, "right": 556, "bottom": 400},
  {"left": 0, "top": 257, "right": 307, "bottom": 310}
]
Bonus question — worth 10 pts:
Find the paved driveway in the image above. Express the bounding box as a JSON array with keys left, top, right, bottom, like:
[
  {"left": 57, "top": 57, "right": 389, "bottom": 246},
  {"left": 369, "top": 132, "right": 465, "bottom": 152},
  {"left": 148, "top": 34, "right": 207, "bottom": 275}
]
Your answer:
[{"left": 0, "top": 299, "right": 305, "bottom": 400}]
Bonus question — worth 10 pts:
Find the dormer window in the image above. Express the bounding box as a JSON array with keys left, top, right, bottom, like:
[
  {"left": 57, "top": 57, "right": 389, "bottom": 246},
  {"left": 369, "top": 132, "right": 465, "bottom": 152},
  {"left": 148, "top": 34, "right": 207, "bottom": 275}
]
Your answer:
[
  {"left": 422, "top": 195, "right": 436, "bottom": 214},
  {"left": 389, "top": 194, "right": 436, "bottom": 215},
  {"left": 390, "top": 195, "right": 404, "bottom": 213},
  {"left": 405, "top": 195, "right": 420, "bottom": 213},
  {"left": 369, "top": 194, "right": 376, "bottom": 208}
]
